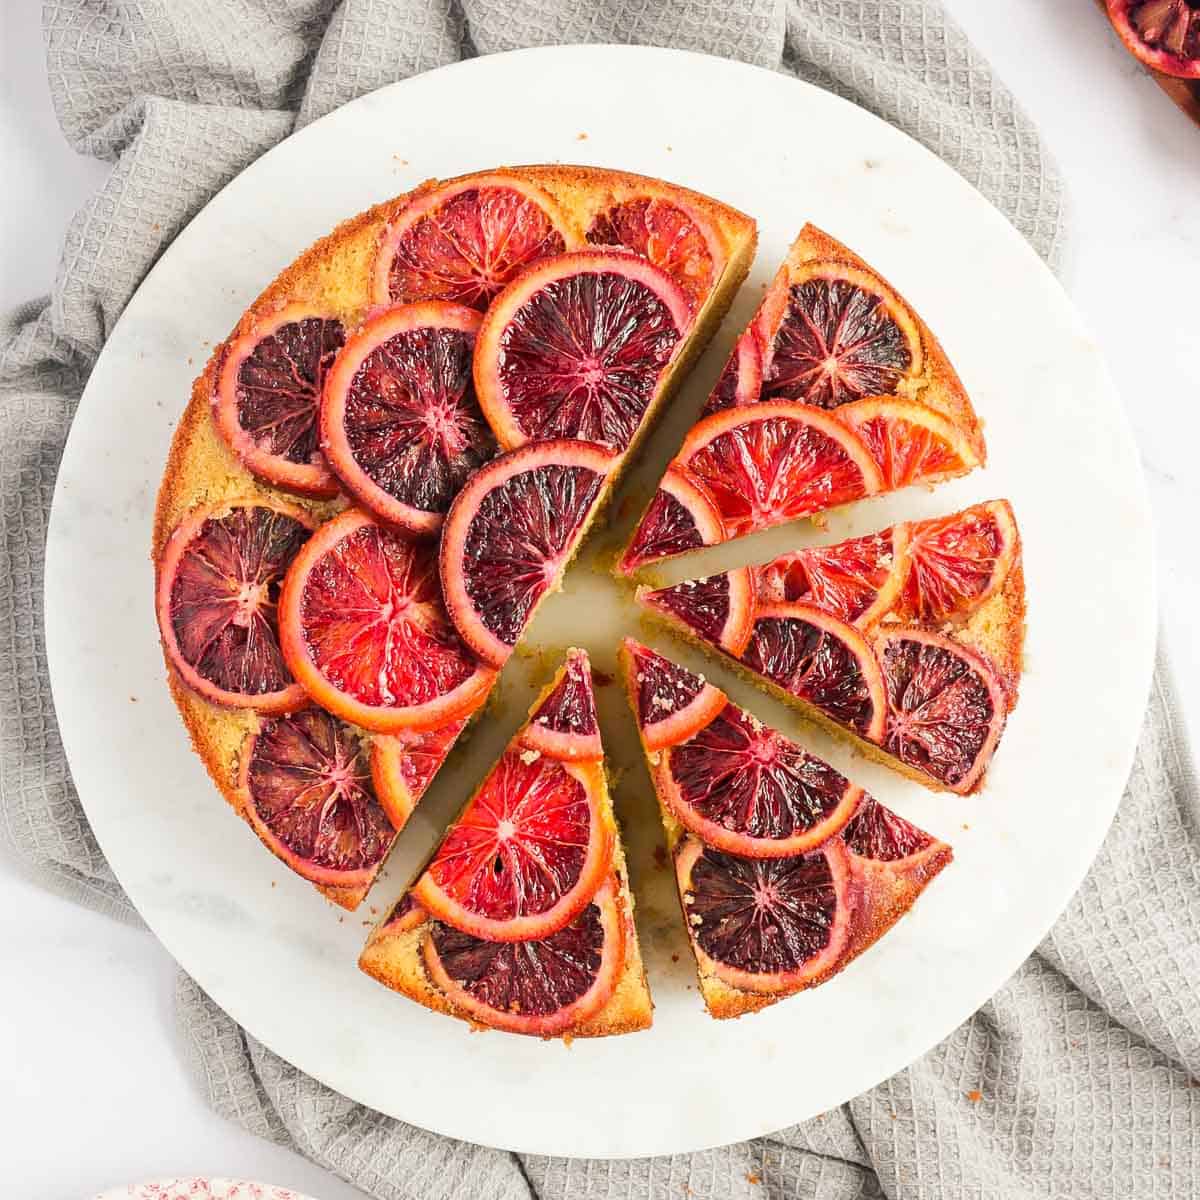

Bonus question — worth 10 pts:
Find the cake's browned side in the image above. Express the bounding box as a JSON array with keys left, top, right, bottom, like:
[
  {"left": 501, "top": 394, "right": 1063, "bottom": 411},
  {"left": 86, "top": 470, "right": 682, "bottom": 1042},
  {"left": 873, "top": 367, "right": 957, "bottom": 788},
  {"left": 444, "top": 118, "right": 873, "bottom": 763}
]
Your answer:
[{"left": 153, "top": 165, "right": 759, "bottom": 909}]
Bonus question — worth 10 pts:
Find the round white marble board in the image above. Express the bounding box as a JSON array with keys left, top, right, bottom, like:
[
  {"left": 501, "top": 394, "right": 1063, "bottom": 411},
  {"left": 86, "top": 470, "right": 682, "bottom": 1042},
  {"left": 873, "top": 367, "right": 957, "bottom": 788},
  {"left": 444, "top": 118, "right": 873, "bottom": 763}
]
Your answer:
[{"left": 45, "top": 45, "right": 1155, "bottom": 1159}]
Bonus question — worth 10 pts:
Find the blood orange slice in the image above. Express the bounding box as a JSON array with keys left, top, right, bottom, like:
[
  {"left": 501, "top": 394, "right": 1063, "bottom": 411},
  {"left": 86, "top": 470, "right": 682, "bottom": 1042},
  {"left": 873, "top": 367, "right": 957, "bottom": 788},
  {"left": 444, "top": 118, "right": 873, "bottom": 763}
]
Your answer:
[
  {"left": 371, "top": 174, "right": 573, "bottom": 310},
  {"left": 840, "top": 794, "right": 953, "bottom": 958},
  {"left": 319, "top": 302, "right": 494, "bottom": 533},
  {"left": 156, "top": 499, "right": 315, "bottom": 712},
  {"left": 758, "top": 525, "right": 909, "bottom": 627},
  {"left": 842, "top": 793, "right": 935, "bottom": 866},
  {"left": 656, "top": 703, "right": 862, "bottom": 857},
  {"left": 636, "top": 567, "right": 755, "bottom": 657},
  {"left": 413, "top": 752, "right": 613, "bottom": 942},
  {"left": 877, "top": 628, "right": 1008, "bottom": 793},
  {"left": 520, "top": 647, "right": 603, "bottom": 761},
  {"left": 423, "top": 877, "right": 626, "bottom": 1036},
  {"left": 619, "top": 638, "right": 726, "bottom": 753},
  {"left": 617, "top": 467, "right": 725, "bottom": 576},
  {"left": 439, "top": 439, "right": 616, "bottom": 667},
  {"left": 278, "top": 508, "right": 495, "bottom": 732},
  {"left": 475, "top": 250, "right": 691, "bottom": 452},
  {"left": 213, "top": 304, "right": 345, "bottom": 497},
  {"left": 1106, "top": 1, "right": 1200, "bottom": 78},
  {"left": 585, "top": 196, "right": 725, "bottom": 310},
  {"left": 743, "top": 602, "right": 887, "bottom": 741},
  {"left": 758, "top": 266, "right": 922, "bottom": 410},
  {"left": 670, "top": 401, "right": 882, "bottom": 544},
  {"left": 370, "top": 717, "right": 468, "bottom": 830},
  {"left": 236, "top": 707, "right": 400, "bottom": 903},
  {"left": 705, "top": 330, "right": 763, "bottom": 413},
  {"left": 837, "top": 397, "right": 979, "bottom": 490},
  {"left": 894, "top": 501, "right": 1018, "bottom": 624},
  {"left": 675, "top": 836, "right": 852, "bottom": 994}
]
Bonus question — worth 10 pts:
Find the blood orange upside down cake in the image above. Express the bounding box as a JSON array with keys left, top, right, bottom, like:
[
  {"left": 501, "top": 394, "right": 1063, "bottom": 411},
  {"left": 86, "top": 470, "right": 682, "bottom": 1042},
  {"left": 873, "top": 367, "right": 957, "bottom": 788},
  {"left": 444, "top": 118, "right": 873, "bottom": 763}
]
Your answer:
[
  {"left": 635, "top": 501, "right": 1023, "bottom": 794},
  {"left": 153, "top": 166, "right": 757, "bottom": 908},
  {"left": 152, "top": 161, "right": 1024, "bottom": 1033},
  {"left": 619, "top": 639, "right": 951, "bottom": 1018},
  {"left": 360, "top": 649, "right": 652, "bottom": 1038},
  {"left": 619, "top": 224, "right": 985, "bottom": 575}
]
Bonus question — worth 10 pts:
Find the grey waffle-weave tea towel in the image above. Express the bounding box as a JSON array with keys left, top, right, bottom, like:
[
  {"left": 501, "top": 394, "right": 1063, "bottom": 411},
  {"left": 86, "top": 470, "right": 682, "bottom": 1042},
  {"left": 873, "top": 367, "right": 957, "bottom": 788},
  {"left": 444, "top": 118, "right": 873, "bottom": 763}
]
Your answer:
[{"left": 5, "top": 1, "right": 1197, "bottom": 1197}]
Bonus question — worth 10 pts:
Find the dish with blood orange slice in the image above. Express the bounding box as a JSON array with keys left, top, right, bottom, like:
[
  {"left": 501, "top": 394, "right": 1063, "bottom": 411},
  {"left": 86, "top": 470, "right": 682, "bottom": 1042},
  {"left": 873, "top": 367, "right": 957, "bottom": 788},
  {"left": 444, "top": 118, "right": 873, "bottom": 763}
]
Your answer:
[
  {"left": 370, "top": 173, "right": 576, "bottom": 310},
  {"left": 639, "top": 500, "right": 1020, "bottom": 636},
  {"left": 412, "top": 649, "right": 614, "bottom": 942},
  {"left": 212, "top": 303, "right": 346, "bottom": 498},
  {"left": 620, "top": 640, "right": 951, "bottom": 1017},
  {"left": 154, "top": 164, "right": 757, "bottom": 938},
  {"left": 277, "top": 507, "right": 495, "bottom": 733},
  {"left": 474, "top": 249, "right": 692, "bottom": 453},
  {"left": 620, "top": 223, "right": 983, "bottom": 574},
  {"left": 439, "top": 438, "right": 616, "bottom": 667},
  {"left": 633, "top": 523, "right": 909, "bottom": 668},
  {"left": 319, "top": 301, "right": 494, "bottom": 533},
  {"left": 155, "top": 498, "right": 316, "bottom": 712},
  {"left": 235, "top": 707, "right": 404, "bottom": 909},
  {"left": 360, "top": 649, "right": 653, "bottom": 1038}
]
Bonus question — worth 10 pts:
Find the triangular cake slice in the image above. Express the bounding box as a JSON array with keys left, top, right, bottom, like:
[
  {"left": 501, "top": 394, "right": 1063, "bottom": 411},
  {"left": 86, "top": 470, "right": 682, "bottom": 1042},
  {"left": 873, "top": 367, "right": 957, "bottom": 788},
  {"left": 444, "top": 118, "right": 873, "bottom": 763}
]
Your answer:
[
  {"left": 635, "top": 501, "right": 1023, "bottom": 795},
  {"left": 361, "top": 648, "right": 652, "bottom": 1038},
  {"left": 431, "top": 173, "right": 757, "bottom": 670},
  {"left": 618, "top": 639, "right": 951, "bottom": 1019},
  {"left": 619, "top": 224, "right": 984, "bottom": 575}
]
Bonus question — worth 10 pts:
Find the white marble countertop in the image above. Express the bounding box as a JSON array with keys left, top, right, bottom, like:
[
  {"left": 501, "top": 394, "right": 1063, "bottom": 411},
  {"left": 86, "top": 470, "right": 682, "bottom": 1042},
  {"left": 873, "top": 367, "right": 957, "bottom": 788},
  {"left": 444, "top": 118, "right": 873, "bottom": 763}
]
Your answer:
[{"left": 3, "top": 3, "right": 1197, "bottom": 1197}]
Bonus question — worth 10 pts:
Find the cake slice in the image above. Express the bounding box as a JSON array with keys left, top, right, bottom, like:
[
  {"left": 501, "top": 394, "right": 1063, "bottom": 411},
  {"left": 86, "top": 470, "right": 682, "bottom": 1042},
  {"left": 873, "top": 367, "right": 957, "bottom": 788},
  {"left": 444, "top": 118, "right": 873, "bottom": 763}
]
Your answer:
[
  {"left": 360, "top": 648, "right": 652, "bottom": 1038},
  {"left": 439, "top": 201, "right": 757, "bottom": 669},
  {"left": 619, "top": 224, "right": 984, "bottom": 575},
  {"left": 618, "top": 638, "right": 951, "bottom": 1019},
  {"left": 634, "top": 501, "right": 1024, "bottom": 795}
]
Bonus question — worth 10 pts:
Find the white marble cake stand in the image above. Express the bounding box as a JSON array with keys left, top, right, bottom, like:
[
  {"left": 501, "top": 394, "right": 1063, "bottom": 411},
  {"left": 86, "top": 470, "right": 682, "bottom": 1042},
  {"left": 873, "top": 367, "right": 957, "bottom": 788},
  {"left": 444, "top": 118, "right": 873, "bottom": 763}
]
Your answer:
[{"left": 45, "top": 45, "right": 1154, "bottom": 1158}]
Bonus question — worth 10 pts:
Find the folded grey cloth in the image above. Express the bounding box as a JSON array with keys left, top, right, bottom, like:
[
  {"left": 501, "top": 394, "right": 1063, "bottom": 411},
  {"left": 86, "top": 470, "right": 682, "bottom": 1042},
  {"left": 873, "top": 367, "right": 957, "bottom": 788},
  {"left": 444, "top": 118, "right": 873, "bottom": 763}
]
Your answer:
[{"left": 4, "top": 1, "right": 1195, "bottom": 1197}]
